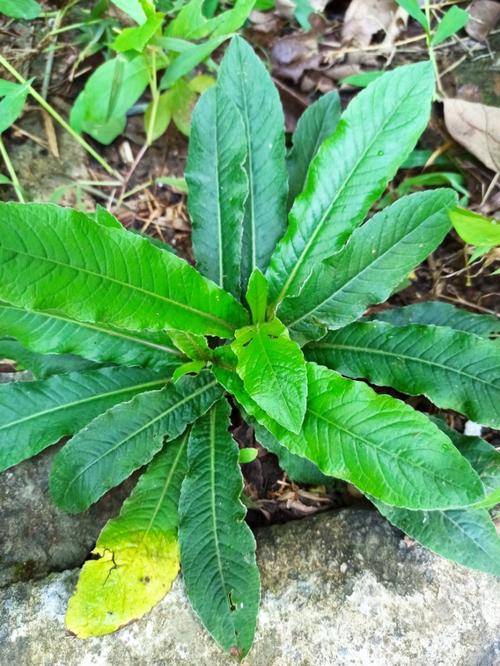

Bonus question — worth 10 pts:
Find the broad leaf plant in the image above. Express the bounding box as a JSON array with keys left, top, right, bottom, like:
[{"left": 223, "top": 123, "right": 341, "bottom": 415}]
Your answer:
[{"left": 0, "top": 37, "right": 499, "bottom": 656}]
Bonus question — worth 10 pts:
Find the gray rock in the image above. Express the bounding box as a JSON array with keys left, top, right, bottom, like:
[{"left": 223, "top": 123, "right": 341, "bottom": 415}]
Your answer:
[
  {"left": 0, "top": 447, "right": 132, "bottom": 587},
  {"left": 1, "top": 509, "right": 498, "bottom": 665}
]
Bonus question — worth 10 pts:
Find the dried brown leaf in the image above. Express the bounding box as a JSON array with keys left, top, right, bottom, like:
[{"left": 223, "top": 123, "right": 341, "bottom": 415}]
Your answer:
[
  {"left": 444, "top": 98, "right": 500, "bottom": 172},
  {"left": 466, "top": 0, "right": 500, "bottom": 42}
]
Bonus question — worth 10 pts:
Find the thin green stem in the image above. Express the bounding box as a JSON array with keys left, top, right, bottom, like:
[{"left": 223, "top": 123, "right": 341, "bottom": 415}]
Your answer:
[
  {"left": 424, "top": 0, "right": 444, "bottom": 99},
  {"left": 0, "top": 54, "right": 120, "bottom": 178},
  {"left": 0, "top": 136, "right": 25, "bottom": 202},
  {"left": 146, "top": 48, "right": 160, "bottom": 147}
]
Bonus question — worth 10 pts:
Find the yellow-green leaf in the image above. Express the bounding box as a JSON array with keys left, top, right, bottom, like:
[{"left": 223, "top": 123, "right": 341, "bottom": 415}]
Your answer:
[{"left": 66, "top": 434, "right": 188, "bottom": 637}]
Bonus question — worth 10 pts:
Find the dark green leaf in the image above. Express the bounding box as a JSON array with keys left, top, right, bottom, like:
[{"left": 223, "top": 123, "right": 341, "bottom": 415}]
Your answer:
[
  {"left": 266, "top": 61, "right": 435, "bottom": 305},
  {"left": 186, "top": 85, "right": 247, "bottom": 298},
  {"left": 369, "top": 301, "right": 500, "bottom": 339},
  {"left": 0, "top": 366, "right": 166, "bottom": 472},
  {"left": 253, "top": 420, "right": 332, "bottom": 485},
  {"left": 214, "top": 356, "right": 484, "bottom": 510},
  {"left": 375, "top": 500, "right": 500, "bottom": 576},
  {"left": 0, "top": 203, "right": 248, "bottom": 338},
  {"left": 219, "top": 36, "right": 288, "bottom": 291},
  {"left": 280, "top": 189, "right": 455, "bottom": 342},
  {"left": 160, "top": 36, "right": 228, "bottom": 89},
  {"left": 232, "top": 320, "right": 307, "bottom": 433},
  {"left": 50, "top": 372, "right": 222, "bottom": 512},
  {"left": 0, "top": 337, "right": 98, "bottom": 378},
  {"left": 286, "top": 91, "right": 341, "bottom": 209},
  {"left": 306, "top": 321, "right": 500, "bottom": 428},
  {"left": 179, "top": 399, "right": 260, "bottom": 656},
  {"left": 0, "top": 304, "right": 184, "bottom": 371}
]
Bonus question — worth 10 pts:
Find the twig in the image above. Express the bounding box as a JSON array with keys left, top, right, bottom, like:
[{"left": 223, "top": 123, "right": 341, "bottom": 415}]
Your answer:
[
  {"left": 0, "top": 54, "right": 119, "bottom": 178},
  {"left": 0, "top": 136, "right": 24, "bottom": 202}
]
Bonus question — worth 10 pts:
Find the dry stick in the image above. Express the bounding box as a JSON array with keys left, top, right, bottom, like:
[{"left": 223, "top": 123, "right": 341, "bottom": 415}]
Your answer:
[
  {"left": 0, "top": 54, "right": 119, "bottom": 178},
  {"left": 0, "top": 136, "right": 25, "bottom": 202}
]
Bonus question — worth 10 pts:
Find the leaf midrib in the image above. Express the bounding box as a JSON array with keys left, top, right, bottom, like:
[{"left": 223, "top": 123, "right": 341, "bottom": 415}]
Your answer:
[
  {"left": 276, "top": 80, "right": 420, "bottom": 306},
  {"left": 1, "top": 246, "right": 236, "bottom": 334},
  {"left": 307, "top": 406, "right": 476, "bottom": 499},
  {"left": 313, "top": 339, "right": 498, "bottom": 391},
  {"left": 0, "top": 377, "right": 168, "bottom": 432},
  {"left": 60, "top": 380, "right": 218, "bottom": 504},
  {"left": 4, "top": 306, "right": 183, "bottom": 357},
  {"left": 143, "top": 431, "right": 188, "bottom": 542}
]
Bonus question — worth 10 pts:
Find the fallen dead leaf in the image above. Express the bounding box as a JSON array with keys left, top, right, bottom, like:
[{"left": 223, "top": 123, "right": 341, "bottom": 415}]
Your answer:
[
  {"left": 341, "top": 0, "right": 399, "bottom": 47},
  {"left": 444, "top": 98, "right": 500, "bottom": 172},
  {"left": 465, "top": 0, "right": 500, "bottom": 42},
  {"left": 271, "top": 34, "right": 321, "bottom": 83}
]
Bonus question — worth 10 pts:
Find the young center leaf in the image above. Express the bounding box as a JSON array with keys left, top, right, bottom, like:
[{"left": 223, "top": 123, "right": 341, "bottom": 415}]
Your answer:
[
  {"left": 213, "top": 356, "right": 484, "bottom": 510},
  {"left": 50, "top": 372, "right": 222, "bottom": 513},
  {"left": 286, "top": 90, "right": 341, "bottom": 209},
  {"left": 218, "top": 36, "right": 288, "bottom": 291},
  {"left": 66, "top": 433, "right": 188, "bottom": 638},
  {"left": 245, "top": 268, "right": 269, "bottom": 323},
  {"left": 231, "top": 319, "right": 307, "bottom": 433},
  {"left": 0, "top": 304, "right": 184, "bottom": 372},
  {"left": 280, "top": 189, "right": 456, "bottom": 342},
  {"left": 186, "top": 85, "right": 248, "bottom": 298},
  {"left": 369, "top": 301, "right": 500, "bottom": 339},
  {"left": 266, "top": 61, "right": 435, "bottom": 305},
  {"left": 0, "top": 204, "right": 248, "bottom": 338},
  {"left": 0, "top": 367, "right": 167, "bottom": 472},
  {"left": 179, "top": 399, "right": 260, "bottom": 657},
  {"left": 306, "top": 321, "right": 500, "bottom": 428}
]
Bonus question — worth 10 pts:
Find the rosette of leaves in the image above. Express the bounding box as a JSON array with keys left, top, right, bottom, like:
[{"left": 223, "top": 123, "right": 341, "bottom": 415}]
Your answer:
[{"left": 0, "top": 37, "right": 499, "bottom": 656}]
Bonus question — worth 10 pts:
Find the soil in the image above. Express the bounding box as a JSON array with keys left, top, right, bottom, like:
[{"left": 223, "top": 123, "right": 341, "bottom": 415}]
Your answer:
[{"left": 0, "top": 1, "right": 498, "bottom": 527}]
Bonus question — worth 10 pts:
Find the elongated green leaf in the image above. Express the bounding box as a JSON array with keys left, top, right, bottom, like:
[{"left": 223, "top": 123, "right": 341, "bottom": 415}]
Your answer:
[
  {"left": 179, "top": 399, "right": 260, "bottom": 656},
  {"left": 306, "top": 321, "right": 500, "bottom": 428},
  {"left": 0, "top": 337, "right": 98, "bottom": 378},
  {"left": 449, "top": 207, "right": 500, "bottom": 248},
  {"left": 66, "top": 434, "right": 188, "bottom": 637},
  {"left": 70, "top": 55, "right": 149, "bottom": 144},
  {"left": 252, "top": 420, "right": 331, "bottom": 485},
  {"left": 186, "top": 85, "right": 247, "bottom": 298},
  {"left": 160, "top": 36, "right": 227, "bottom": 89},
  {"left": 50, "top": 372, "right": 222, "bottom": 512},
  {"left": 0, "top": 0, "right": 41, "bottom": 19},
  {"left": 165, "top": 0, "right": 254, "bottom": 40},
  {"left": 213, "top": 356, "right": 484, "bottom": 510},
  {"left": 287, "top": 91, "right": 341, "bottom": 209},
  {"left": 219, "top": 36, "right": 288, "bottom": 291},
  {"left": 0, "top": 203, "right": 248, "bottom": 338},
  {"left": 431, "top": 6, "right": 469, "bottom": 45},
  {"left": 266, "top": 61, "right": 435, "bottom": 304},
  {"left": 0, "top": 304, "right": 184, "bottom": 371},
  {"left": 0, "top": 366, "right": 165, "bottom": 472},
  {"left": 395, "top": 0, "right": 429, "bottom": 30},
  {"left": 232, "top": 320, "right": 307, "bottom": 433},
  {"left": 431, "top": 417, "right": 500, "bottom": 505},
  {"left": 369, "top": 301, "right": 500, "bottom": 339},
  {"left": 281, "top": 189, "right": 455, "bottom": 342},
  {"left": 375, "top": 500, "right": 500, "bottom": 576}
]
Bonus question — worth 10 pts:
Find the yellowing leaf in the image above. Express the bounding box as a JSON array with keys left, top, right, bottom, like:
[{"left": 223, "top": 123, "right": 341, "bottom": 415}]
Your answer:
[{"left": 66, "top": 435, "right": 188, "bottom": 637}]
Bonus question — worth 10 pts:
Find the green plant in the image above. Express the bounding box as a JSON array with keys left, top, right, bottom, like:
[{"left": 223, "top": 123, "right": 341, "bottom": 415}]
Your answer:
[
  {"left": 70, "top": 0, "right": 256, "bottom": 145},
  {"left": 0, "top": 37, "right": 499, "bottom": 656},
  {"left": 396, "top": 0, "right": 469, "bottom": 95}
]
